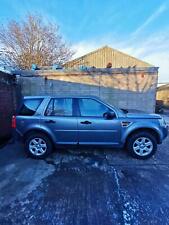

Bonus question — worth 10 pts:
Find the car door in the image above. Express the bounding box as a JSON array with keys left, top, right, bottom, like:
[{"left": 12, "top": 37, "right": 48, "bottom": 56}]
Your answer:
[
  {"left": 40, "top": 98, "right": 78, "bottom": 145},
  {"left": 77, "top": 98, "right": 121, "bottom": 146}
]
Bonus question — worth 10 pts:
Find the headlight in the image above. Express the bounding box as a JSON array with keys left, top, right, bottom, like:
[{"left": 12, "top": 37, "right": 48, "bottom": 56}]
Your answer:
[{"left": 159, "top": 118, "right": 167, "bottom": 127}]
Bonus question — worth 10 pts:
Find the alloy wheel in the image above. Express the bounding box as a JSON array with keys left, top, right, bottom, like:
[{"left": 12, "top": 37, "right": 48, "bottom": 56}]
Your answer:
[
  {"left": 133, "top": 137, "right": 153, "bottom": 156},
  {"left": 29, "top": 138, "right": 47, "bottom": 156}
]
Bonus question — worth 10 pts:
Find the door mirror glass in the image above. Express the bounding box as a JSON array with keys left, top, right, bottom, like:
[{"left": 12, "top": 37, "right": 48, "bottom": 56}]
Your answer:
[{"left": 103, "top": 111, "right": 116, "bottom": 120}]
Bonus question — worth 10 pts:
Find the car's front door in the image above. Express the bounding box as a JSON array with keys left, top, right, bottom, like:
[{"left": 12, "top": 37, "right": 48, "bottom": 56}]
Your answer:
[
  {"left": 77, "top": 98, "right": 121, "bottom": 146},
  {"left": 41, "top": 98, "right": 78, "bottom": 145}
]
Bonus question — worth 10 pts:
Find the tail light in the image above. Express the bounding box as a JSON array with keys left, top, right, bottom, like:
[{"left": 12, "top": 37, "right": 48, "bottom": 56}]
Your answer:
[{"left": 12, "top": 115, "right": 16, "bottom": 129}]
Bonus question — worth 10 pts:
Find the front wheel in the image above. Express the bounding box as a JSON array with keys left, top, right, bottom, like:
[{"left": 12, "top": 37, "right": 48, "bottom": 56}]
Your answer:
[
  {"left": 25, "top": 132, "right": 53, "bottom": 159},
  {"left": 126, "top": 132, "right": 157, "bottom": 159}
]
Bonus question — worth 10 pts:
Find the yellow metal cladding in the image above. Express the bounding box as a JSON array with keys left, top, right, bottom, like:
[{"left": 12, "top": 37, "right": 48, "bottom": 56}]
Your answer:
[
  {"left": 157, "top": 85, "right": 169, "bottom": 106},
  {"left": 64, "top": 46, "right": 152, "bottom": 68}
]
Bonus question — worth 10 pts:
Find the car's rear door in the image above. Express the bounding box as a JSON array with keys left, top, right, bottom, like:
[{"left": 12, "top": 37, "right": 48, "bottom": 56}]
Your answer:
[
  {"left": 40, "top": 98, "right": 78, "bottom": 145},
  {"left": 77, "top": 98, "right": 121, "bottom": 146}
]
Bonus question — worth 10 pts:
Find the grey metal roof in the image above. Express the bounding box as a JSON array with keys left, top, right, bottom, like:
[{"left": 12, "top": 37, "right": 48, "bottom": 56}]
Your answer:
[{"left": 157, "top": 84, "right": 169, "bottom": 91}]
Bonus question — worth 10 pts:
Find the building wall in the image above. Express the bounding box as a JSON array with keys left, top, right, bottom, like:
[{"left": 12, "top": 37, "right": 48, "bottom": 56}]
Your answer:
[
  {"left": 0, "top": 72, "right": 21, "bottom": 139},
  {"left": 64, "top": 46, "right": 152, "bottom": 69},
  {"left": 18, "top": 68, "right": 158, "bottom": 113},
  {"left": 157, "top": 86, "right": 169, "bottom": 107}
]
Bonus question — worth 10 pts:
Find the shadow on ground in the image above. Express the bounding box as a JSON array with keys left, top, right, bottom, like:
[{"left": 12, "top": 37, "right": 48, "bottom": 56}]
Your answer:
[{"left": 0, "top": 137, "right": 11, "bottom": 149}]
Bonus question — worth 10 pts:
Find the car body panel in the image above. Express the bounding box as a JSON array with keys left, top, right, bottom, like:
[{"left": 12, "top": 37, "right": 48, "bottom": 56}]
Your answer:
[
  {"left": 40, "top": 116, "right": 78, "bottom": 144},
  {"left": 16, "top": 115, "right": 41, "bottom": 137},
  {"left": 120, "top": 120, "right": 165, "bottom": 144},
  {"left": 15, "top": 96, "right": 168, "bottom": 149},
  {"left": 77, "top": 117, "right": 121, "bottom": 146},
  {"left": 126, "top": 113, "right": 161, "bottom": 119}
]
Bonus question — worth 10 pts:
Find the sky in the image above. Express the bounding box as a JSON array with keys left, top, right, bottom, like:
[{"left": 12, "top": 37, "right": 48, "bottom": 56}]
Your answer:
[{"left": 0, "top": 0, "right": 169, "bottom": 83}]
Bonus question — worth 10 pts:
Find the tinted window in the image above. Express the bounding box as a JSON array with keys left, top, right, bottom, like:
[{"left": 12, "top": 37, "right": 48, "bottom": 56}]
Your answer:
[
  {"left": 45, "top": 98, "right": 72, "bottom": 116},
  {"left": 79, "top": 99, "right": 108, "bottom": 117},
  {"left": 19, "top": 98, "right": 43, "bottom": 116}
]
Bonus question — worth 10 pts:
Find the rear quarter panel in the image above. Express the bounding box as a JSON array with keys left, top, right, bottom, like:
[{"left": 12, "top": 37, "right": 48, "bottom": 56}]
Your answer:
[{"left": 16, "top": 115, "right": 41, "bottom": 137}]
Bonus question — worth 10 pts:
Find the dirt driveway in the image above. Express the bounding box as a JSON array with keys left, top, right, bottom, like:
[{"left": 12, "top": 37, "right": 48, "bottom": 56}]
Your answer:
[{"left": 0, "top": 135, "right": 169, "bottom": 225}]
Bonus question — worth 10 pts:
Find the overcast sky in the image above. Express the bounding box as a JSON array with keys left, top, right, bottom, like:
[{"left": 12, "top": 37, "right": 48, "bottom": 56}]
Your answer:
[{"left": 0, "top": 0, "right": 169, "bottom": 83}]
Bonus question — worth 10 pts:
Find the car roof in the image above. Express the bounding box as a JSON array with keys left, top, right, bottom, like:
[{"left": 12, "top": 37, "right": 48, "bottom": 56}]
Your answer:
[{"left": 23, "top": 95, "right": 102, "bottom": 100}]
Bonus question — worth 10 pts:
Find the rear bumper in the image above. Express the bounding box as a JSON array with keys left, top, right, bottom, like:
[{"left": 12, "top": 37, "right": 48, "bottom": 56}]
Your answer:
[{"left": 12, "top": 129, "right": 23, "bottom": 142}]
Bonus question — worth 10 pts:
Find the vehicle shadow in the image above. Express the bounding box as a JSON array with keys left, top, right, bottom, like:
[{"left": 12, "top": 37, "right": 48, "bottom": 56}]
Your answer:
[
  {"left": 1, "top": 138, "right": 169, "bottom": 169},
  {"left": 0, "top": 137, "right": 11, "bottom": 149}
]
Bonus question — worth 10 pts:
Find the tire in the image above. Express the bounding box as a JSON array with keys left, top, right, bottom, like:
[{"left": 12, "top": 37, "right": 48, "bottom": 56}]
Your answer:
[
  {"left": 126, "top": 131, "right": 157, "bottom": 159},
  {"left": 25, "top": 132, "right": 53, "bottom": 159}
]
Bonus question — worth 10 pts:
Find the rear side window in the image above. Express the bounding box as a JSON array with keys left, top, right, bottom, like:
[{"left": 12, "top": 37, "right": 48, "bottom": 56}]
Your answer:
[
  {"left": 19, "top": 98, "right": 43, "bottom": 116},
  {"left": 45, "top": 98, "right": 72, "bottom": 116}
]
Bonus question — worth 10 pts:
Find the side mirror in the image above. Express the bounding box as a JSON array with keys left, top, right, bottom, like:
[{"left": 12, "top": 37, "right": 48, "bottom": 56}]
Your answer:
[{"left": 103, "top": 111, "right": 116, "bottom": 120}]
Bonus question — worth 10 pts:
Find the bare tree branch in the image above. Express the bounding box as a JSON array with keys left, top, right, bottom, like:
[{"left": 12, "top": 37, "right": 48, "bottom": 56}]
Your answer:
[{"left": 0, "top": 14, "right": 74, "bottom": 69}]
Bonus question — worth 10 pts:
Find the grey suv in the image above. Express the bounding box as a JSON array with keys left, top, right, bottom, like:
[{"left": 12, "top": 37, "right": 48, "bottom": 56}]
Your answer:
[{"left": 14, "top": 96, "right": 168, "bottom": 159}]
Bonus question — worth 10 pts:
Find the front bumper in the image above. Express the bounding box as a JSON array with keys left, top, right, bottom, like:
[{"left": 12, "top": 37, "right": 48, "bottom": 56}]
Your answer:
[{"left": 162, "top": 126, "right": 168, "bottom": 140}]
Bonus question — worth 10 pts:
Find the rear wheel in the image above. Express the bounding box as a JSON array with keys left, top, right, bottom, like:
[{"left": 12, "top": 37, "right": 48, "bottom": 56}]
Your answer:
[
  {"left": 126, "top": 132, "right": 157, "bottom": 159},
  {"left": 25, "top": 132, "right": 53, "bottom": 159}
]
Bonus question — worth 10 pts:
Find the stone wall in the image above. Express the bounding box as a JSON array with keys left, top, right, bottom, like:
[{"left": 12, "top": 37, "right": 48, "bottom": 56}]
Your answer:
[{"left": 16, "top": 67, "right": 158, "bottom": 113}]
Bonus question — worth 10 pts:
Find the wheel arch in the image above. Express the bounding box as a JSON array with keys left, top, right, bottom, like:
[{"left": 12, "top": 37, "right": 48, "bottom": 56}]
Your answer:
[
  {"left": 23, "top": 128, "right": 55, "bottom": 145},
  {"left": 125, "top": 128, "right": 161, "bottom": 146}
]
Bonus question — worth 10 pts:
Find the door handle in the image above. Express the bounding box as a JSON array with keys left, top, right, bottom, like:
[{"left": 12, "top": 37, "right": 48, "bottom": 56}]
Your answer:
[
  {"left": 45, "top": 120, "right": 56, "bottom": 124},
  {"left": 80, "top": 121, "right": 92, "bottom": 125}
]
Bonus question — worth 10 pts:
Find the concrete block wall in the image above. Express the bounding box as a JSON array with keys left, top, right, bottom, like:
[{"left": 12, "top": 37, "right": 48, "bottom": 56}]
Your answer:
[{"left": 17, "top": 68, "right": 158, "bottom": 113}]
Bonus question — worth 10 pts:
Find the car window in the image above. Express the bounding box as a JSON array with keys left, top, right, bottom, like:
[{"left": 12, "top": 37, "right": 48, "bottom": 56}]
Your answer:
[
  {"left": 45, "top": 98, "right": 72, "bottom": 116},
  {"left": 19, "top": 98, "right": 43, "bottom": 116},
  {"left": 79, "top": 98, "right": 108, "bottom": 117}
]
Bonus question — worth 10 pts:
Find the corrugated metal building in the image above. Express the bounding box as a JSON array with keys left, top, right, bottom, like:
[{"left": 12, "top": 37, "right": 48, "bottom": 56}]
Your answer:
[
  {"left": 157, "top": 84, "right": 169, "bottom": 107},
  {"left": 64, "top": 46, "right": 152, "bottom": 69}
]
